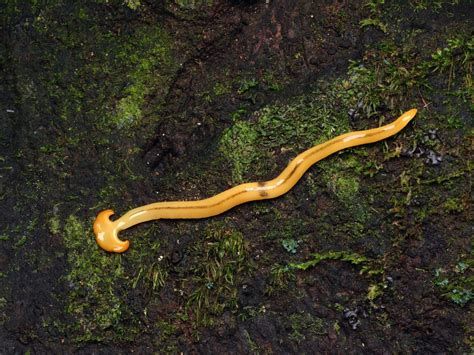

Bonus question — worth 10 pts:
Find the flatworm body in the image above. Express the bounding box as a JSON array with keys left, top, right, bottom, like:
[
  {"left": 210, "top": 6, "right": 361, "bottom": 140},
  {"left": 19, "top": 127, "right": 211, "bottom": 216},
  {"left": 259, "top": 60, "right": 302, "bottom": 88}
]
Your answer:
[{"left": 94, "top": 109, "right": 417, "bottom": 252}]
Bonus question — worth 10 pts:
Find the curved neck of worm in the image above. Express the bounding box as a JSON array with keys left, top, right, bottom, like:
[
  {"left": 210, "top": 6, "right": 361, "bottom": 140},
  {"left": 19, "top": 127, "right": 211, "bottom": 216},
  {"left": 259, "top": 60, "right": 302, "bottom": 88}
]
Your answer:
[{"left": 94, "top": 108, "right": 417, "bottom": 252}]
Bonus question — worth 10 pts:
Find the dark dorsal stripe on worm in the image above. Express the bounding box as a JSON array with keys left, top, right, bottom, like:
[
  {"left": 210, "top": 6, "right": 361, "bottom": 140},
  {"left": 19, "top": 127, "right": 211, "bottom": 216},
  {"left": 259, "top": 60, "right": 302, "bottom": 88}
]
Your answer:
[{"left": 93, "top": 109, "right": 417, "bottom": 252}]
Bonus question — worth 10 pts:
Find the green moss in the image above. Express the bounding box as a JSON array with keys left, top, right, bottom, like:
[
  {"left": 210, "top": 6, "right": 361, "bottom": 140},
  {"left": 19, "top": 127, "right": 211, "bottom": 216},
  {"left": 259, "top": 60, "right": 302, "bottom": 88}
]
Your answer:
[
  {"left": 434, "top": 254, "right": 474, "bottom": 307},
  {"left": 346, "top": 33, "right": 473, "bottom": 119},
  {"left": 185, "top": 221, "right": 250, "bottom": 327},
  {"left": 124, "top": 0, "right": 141, "bottom": 10},
  {"left": 152, "top": 319, "right": 178, "bottom": 352},
  {"left": 213, "top": 82, "right": 232, "bottom": 96},
  {"left": 262, "top": 70, "right": 284, "bottom": 91},
  {"left": 219, "top": 81, "right": 354, "bottom": 184},
  {"left": 132, "top": 261, "right": 168, "bottom": 291},
  {"left": 48, "top": 215, "right": 61, "bottom": 235},
  {"left": 290, "top": 251, "right": 368, "bottom": 271},
  {"left": 411, "top": 0, "right": 461, "bottom": 11},
  {"left": 328, "top": 175, "right": 360, "bottom": 202},
  {"left": 266, "top": 264, "right": 295, "bottom": 295},
  {"left": 217, "top": 34, "right": 469, "bottom": 198},
  {"left": 287, "top": 312, "right": 327, "bottom": 344},
  {"left": 0, "top": 296, "right": 7, "bottom": 325},
  {"left": 14, "top": 235, "right": 27, "bottom": 248},
  {"left": 219, "top": 121, "right": 259, "bottom": 183},
  {"left": 237, "top": 78, "right": 259, "bottom": 95},
  {"left": 63, "top": 215, "right": 134, "bottom": 342},
  {"left": 107, "top": 26, "right": 174, "bottom": 130},
  {"left": 443, "top": 197, "right": 465, "bottom": 213},
  {"left": 174, "top": 0, "right": 214, "bottom": 9},
  {"left": 367, "top": 283, "right": 384, "bottom": 302}
]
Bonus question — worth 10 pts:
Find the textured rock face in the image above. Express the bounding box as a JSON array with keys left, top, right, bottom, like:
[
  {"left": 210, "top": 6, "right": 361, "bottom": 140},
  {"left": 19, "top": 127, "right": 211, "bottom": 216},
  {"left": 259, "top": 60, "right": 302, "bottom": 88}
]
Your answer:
[{"left": 0, "top": 1, "right": 472, "bottom": 353}]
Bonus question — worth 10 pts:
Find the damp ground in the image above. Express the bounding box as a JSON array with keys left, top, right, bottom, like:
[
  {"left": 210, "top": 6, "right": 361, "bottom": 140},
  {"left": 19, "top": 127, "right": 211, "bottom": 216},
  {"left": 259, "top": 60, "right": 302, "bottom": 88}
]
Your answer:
[{"left": 0, "top": 0, "right": 473, "bottom": 353}]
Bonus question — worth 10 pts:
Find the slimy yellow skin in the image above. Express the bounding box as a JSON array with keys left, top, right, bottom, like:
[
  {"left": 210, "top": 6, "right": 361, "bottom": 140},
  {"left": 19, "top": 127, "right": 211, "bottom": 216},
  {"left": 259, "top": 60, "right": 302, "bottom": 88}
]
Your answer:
[{"left": 94, "top": 109, "right": 417, "bottom": 253}]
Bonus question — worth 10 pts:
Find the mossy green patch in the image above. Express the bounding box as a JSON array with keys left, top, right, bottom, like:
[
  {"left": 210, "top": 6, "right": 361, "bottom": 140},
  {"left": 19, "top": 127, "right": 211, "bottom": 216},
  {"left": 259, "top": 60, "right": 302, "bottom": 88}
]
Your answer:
[
  {"left": 411, "top": 0, "right": 462, "bottom": 12},
  {"left": 290, "top": 250, "right": 368, "bottom": 270},
  {"left": 219, "top": 80, "right": 355, "bottom": 184},
  {"left": 443, "top": 197, "right": 465, "bottom": 213},
  {"left": 434, "top": 248, "right": 474, "bottom": 307},
  {"left": 327, "top": 175, "right": 360, "bottom": 203},
  {"left": 219, "top": 121, "right": 260, "bottom": 183},
  {"left": 28, "top": 3, "right": 177, "bottom": 140},
  {"left": 151, "top": 319, "right": 179, "bottom": 352},
  {"left": 110, "top": 26, "right": 174, "bottom": 130},
  {"left": 266, "top": 264, "right": 296, "bottom": 296},
  {"left": 63, "top": 215, "right": 135, "bottom": 342},
  {"left": 213, "top": 81, "right": 232, "bottom": 96},
  {"left": 174, "top": 0, "right": 214, "bottom": 10},
  {"left": 185, "top": 221, "right": 251, "bottom": 327},
  {"left": 287, "top": 312, "right": 327, "bottom": 344},
  {"left": 48, "top": 215, "right": 61, "bottom": 235},
  {"left": 124, "top": 0, "right": 141, "bottom": 10}
]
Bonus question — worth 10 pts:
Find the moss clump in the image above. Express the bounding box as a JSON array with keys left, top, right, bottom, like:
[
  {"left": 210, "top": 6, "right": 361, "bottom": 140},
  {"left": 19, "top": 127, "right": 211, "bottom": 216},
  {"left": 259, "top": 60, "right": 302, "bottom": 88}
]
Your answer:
[
  {"left": 174, "top": 0, "right": 214, "bottom": 10},
  {"left": 327, "top": 175, "right": 360, "bottom": 203},
  {"left": 219, "top": 81, "right": 354, "bottom": 184},
  {"left": 410, "top": 0, "right": 462, "bottom": 11},
  {"left": 219, "top": 121, "right": 260, "bottom": 183},
  {"left": 63, "top": 215, "right": 133, "bottom": 342},
  {"left": 287, "top": 312, "right": 327, "bottom": 344},
  {"left": 151, "top": 320, "right": 179, "bottom": 352},
  {"left": 346, "top": 34, "right": 473, "bottom": 119},
  {"left": 265, "top": 264, "right": 295, "bottom": 296},
  {"left": 48, "top": 215, "right": 61, "bottom": 235},
  {"left": 434, "top": 252, "right": 474, "bottom": 307},
  {"left": 213, "top": 81, "right": 232, "bottom": 96},
  {"left": 443, "top": 197, "right": 465, "bottom": 213},
  {"left": 124, "top": 0, "right": 141, "bottom": 10},
  {"left": 289, "top": 251, "right": 369, "bottom": 271},
  {"left": 185, "top": 221, "right": 250, "bottom": 326},
  {"left": 110, "top": 26, "right": 174, "bottom": 130}
]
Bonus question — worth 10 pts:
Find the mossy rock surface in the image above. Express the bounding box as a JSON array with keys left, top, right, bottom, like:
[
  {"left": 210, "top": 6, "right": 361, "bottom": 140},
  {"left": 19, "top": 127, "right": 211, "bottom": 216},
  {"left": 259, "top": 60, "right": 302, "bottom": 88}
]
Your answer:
[{"left": 0, "top": 0, "right": 473, "bottom": 352}]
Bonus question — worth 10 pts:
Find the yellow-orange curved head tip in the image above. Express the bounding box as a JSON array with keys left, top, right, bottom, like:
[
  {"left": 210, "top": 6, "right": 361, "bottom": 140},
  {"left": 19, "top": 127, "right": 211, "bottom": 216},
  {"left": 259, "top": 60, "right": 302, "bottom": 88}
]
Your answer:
[
  {"left": 93, "top": 209, "right": 130, "bottom": 253},
  {"left": 400, "top": 108, "right": 418, "bottom": 123}
]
